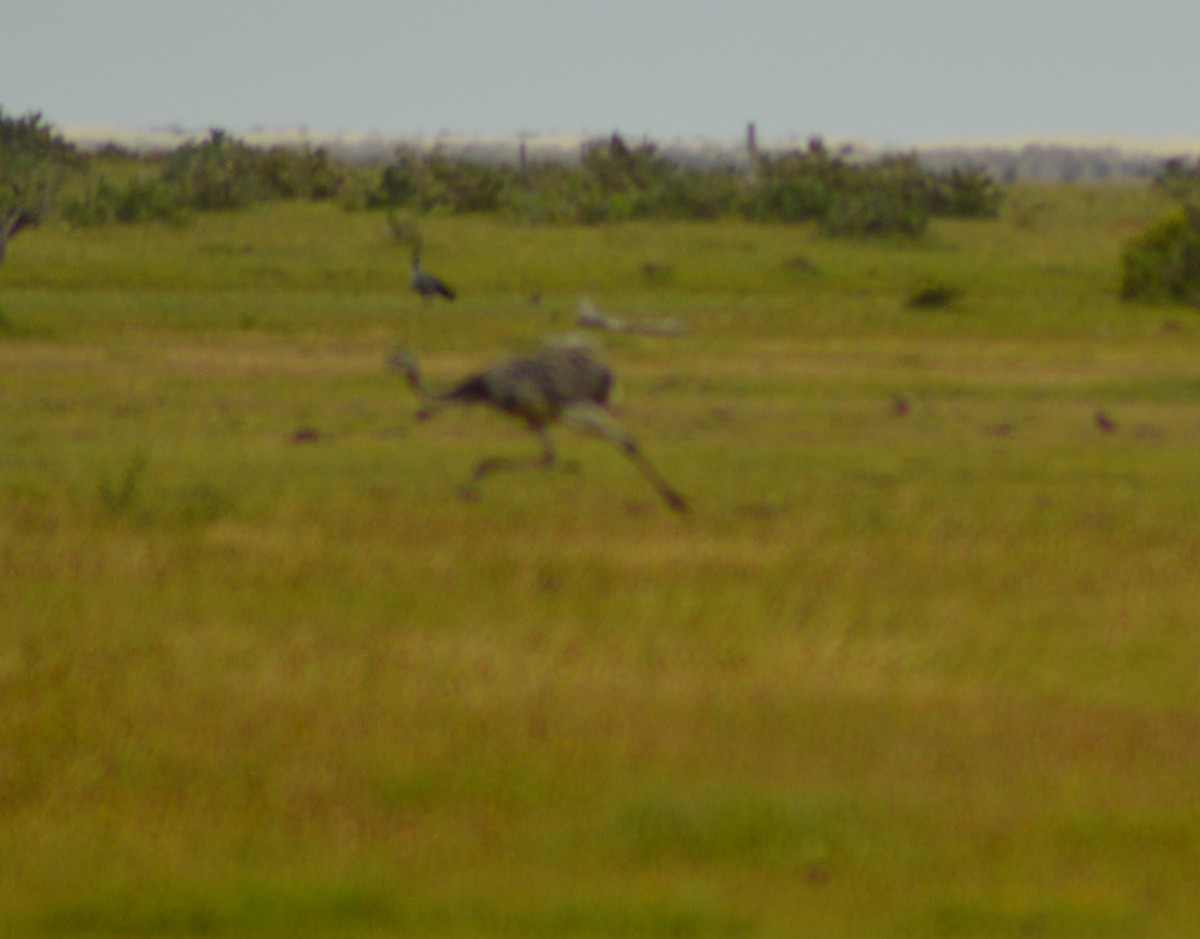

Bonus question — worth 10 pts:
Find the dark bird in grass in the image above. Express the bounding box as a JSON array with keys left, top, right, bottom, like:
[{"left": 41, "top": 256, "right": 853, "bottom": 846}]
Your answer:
[
  {"left": 1095, "top": 410, "right": 1117, "bottom": 433},
  {"left": 890, "top": 394, "right": 910, "bottom": 416},
  {"left": 410, "top": 251, "right": 455, "bottom": 303},
  {"left": 388, "top": 341, "right": 688, "bottom": 513},
  {"left": 0, "top": 206, "right": 41, "bottom": 265}
]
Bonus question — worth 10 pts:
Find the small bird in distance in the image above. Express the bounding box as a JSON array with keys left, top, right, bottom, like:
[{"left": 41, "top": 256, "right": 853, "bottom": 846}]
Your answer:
[{"left": 410, "top": 250, "right": 455, "bottom": 304}]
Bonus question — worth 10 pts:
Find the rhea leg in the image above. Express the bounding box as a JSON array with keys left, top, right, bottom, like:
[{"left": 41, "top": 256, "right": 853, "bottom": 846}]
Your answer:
[
  {"left": 460, "top": 424, "right": 558, "bottom": 499},
  {"left": 561, "top": 404, "right": 688, "bottom": 513}
]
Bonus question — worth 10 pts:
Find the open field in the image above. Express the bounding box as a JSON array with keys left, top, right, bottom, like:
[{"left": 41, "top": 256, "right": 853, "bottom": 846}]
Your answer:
[{"left": 1, "top": 187, "right": 1199, "bottom": 937}]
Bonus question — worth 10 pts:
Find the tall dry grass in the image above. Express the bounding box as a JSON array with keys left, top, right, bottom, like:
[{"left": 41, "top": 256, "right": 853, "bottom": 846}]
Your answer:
[{"left": 0, "top": 187, "right": 1197, "bottom": 936}]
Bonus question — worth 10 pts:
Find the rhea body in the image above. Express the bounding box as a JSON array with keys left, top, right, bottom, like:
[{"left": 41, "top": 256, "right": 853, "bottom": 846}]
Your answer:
[{"left": 389, "top": 344, "right": 687, "bottom": 512}]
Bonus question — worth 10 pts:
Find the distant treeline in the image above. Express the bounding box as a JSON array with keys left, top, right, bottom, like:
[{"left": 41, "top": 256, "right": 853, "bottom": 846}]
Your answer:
[
  {"left": 9, "top": 107, "right": 1200, "bottom": 301},
  {"left": 62, "top": 122, "right": 1192, "bottom": 183},
  {"left": 4, "top": 109, "right": 1004, "bottom": 238}
]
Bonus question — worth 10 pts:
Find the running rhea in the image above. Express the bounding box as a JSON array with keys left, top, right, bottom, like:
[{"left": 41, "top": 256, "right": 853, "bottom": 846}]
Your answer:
[
  {"left": 388, "top": 342, "right": 687, "bottom": 512},
  {"left": 409, "top": 250, "right": 455, "bottom": 303}
]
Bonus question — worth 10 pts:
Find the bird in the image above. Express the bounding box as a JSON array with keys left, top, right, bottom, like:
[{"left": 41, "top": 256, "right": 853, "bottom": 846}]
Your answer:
[
  {"left": 388, "top": 341, "right": 688, "bottom": 513},
  {"left": 1095, "top": 410, "right": 1117, "bottom": 433},
  {"left": 409, "top": 250, "right": 455, "bottom": 303},
  {"left": 0, "top": 206, "right": 40, "bottom": 265}
]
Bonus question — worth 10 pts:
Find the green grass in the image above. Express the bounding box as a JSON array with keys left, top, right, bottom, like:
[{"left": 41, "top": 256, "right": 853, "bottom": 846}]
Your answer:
[{"left": 1, "top": 187, "right": 1199, "bottom": 937}]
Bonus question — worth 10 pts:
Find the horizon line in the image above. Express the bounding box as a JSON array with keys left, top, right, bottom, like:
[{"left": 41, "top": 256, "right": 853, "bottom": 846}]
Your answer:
[{"left": 58, "top": 123, "right": 1200, "bottom": 157}]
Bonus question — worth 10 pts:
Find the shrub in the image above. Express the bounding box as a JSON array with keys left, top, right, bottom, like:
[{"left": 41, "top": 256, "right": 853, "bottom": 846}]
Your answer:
[
  {"left": 370, "top": 150, "right": 420, "bottom": 208},
  {"left": 496, "top": 135, "right": 739, "bottom": 223},
  {"left": 650, "top": 167, "right": 742, "bottom": 220},
  {"left": 1121, "top": 157, "right": 1200, "bottom": 305},
  {"left": 502, "top": 163, "right": 589, "bottom": 223},
  {"left": 928, "top": 166, "right": 1004, "bottom": 218},
  {"left": 746, "top": 139, "right": 842, "bottom": 222},
  {"left": 256, "top": 146, "right": 342, "bottom": 200},
  {"left": 581, "top": 134, "right": 671, "bottom": 198},
  {"left": 0, "top": 109, "right": 78, "bottom": 193},
  {"left": 1153, "top": 157, "right": 1200, "bottom": 204},
  {"left": 570, "top": 135, "right": 683, "bottom": 221},
  {"left": 369, "top": 148, "right": 510, "bottom": 214},
  {"left": 743, "top": 140, "right": 994, "bottom": 235},
  {"left": 821, "top": 154, "right": 931, "bottom": 237},
  {"left": 1120, "top": 206, "right": 1200, "bottom": 305},
  {"left": 0, "top": 109, "right": 80, "bottom": 254},
  {"left": 61, "top": 175, "right": 183, "bottom": 225},
  {"left": 421, "top": 152, "right": 509, "bottom": 213},
  {"left": 823, "top": 189, "right": 929, "bottom": 237},
  {"left": 160, "top": 129, "right": 267, "bottom": 210},
  {"left": 751, "top": 173, "right": 830, "bottom": 222}
]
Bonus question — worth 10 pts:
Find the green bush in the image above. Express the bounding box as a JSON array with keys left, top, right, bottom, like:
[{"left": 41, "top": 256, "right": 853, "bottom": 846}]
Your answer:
[
  {"left": 928, "top": 166, "right": 1004, "bottom": 218},
  {"left": 649, "top": 168, "right": 742, "bottom": 220},
  {"left": 744, "top": 140, "right": 996, "bottom": 235},
  {"left": 823, "top": 189, "right": 929, "bottom": 237},
  {"left": 1120, "top": 157, "right": 1200, "bottom": 305},
  {"left": 568, "top": 135, "right": 707, "bottom": 222},
  {"left": 369, "top": 148, "right": 510, "bottom": 214},
  {"left": 160, "top": 129, "right": 267, "bottom": 210},
  {"left": 421, "top": 152, "right": 509, "bottom": 213},
  {"left": 1152, "top": 157, "right": 1200, "bottom": 204},
  {"left": 580, "top": 134, "right": 671, "bottom": 198},
  {"left": 747, "top": 139, "right": 842, "bottom": 222},
  {"left": 61, "top": 175, "right": 183, "bottom": 225},
  {"left": 157, "top": 129, "right": 342, "bottom": 209},
  {"left": 1120, "top": 206, "right": 1200, "bottom": 305},
  {"left": 0, "top": 109, "right": 80, "bottom": 249},
  {"left": 503, "top": 135, "right": 744, "bottom": 223},
  {"left": 750, "top": 173, "right": 830, "bottom": 222},
  {"left": 370, "top": 150, "right": 420, "bottom": 208},
  {"left": 821, "top": 154, "right": 931, "bottom": 237},
  {"left": 255, "top": 146, "right": 342, "bottom": 200}
]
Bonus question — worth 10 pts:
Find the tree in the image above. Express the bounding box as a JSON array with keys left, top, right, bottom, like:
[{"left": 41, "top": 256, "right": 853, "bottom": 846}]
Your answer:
[
  {"left": 0, "top": 109, "right": 77, "bottom": 262},
  {"left": 1120, "top": 158, "right": 1200, "bottom": 305}
]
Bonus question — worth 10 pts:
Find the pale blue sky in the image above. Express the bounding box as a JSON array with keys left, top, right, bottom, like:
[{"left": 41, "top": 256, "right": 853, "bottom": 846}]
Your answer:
[{"left": 4, "top": 0, "right": 1199, "bottom": 144}]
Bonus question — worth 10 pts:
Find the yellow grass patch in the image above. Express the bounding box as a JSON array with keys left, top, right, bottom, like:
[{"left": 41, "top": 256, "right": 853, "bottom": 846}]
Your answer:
[{"left": 1, "top": 191, "right": 1198, "bottom": 936}]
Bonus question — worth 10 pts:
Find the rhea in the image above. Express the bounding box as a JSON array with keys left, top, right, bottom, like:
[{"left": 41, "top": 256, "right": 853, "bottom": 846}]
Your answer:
[
  {"left": 409, "top": 250, "right": 455, "bottom": 303},
  {"left": 388, "top": 343, "right": 687, "bottom": 513}
]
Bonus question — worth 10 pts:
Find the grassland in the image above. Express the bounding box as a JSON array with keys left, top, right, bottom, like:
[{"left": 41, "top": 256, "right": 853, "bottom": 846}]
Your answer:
[{"left": 1, "top": 185, "right": 1198, "bottom": 937}]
